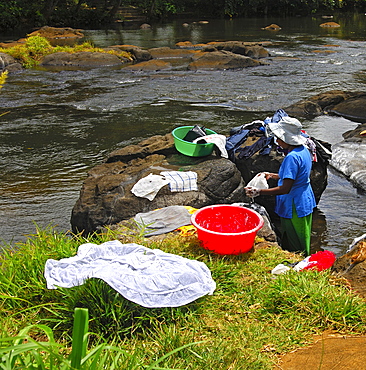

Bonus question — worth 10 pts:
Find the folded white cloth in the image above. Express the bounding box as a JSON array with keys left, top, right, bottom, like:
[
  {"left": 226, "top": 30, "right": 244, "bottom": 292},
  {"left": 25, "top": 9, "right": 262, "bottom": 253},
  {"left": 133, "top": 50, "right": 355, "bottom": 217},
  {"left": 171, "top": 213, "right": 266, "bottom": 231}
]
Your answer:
[
  {"left": 131, "top": 173, "right": 169, "bottom": 201},
  {"left": 161, "top": 171, "right": 198, "bottom": 192},
  {"left": 193, "top": 134, "right": 228, "bottom": 158},
  {"left": 44, "top": 241, "right": 216, "bottom": 308}
]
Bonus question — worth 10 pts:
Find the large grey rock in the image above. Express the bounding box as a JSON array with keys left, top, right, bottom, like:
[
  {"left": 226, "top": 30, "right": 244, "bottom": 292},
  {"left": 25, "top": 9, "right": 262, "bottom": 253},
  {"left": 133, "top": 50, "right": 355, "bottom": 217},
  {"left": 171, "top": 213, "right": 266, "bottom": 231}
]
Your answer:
[
  {"left": 330, "top": 122, "right": 366, "bottom": 191},
  {"left": 285, "top": 90, "right": 366, "bottom": 122},
  {"left": 71, "top": 130, "right": 330, "bottom": 237},
  {"left": 40, "top": 51, "right": 129, "bottom": 67},
  {"left": 188, "top": 50, "right": 261, "bottom": 70},
  {"left": 207, "top": 41, "right": 270, "bottom": 59},
  {"left": 328, "top": 94, "right": 366, "bottom": 123},
  {"left": 0, "top": 52, "right": 22, "bottom": 72},
  {"left": 71, "top": 134, "right": 246, "bottom": 235},
  {"left": 111, "top": 45, "right": 152, "bottom": 62}
]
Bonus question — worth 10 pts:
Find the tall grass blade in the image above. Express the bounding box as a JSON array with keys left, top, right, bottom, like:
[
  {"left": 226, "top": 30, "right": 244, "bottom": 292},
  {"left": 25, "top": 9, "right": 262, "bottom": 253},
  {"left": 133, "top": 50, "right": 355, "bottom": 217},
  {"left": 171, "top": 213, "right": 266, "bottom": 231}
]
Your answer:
[
  {"left": 145, "top": 341, "right": 204, "bottom": 370},
  {"left": 70, "top": 308, "right": 89, "bottom": 369}
]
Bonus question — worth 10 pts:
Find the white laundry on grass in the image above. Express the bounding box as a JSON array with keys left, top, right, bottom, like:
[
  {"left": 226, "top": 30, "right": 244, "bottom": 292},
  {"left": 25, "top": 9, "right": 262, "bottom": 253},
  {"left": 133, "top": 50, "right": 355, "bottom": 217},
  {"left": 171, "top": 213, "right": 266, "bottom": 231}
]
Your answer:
[{"left": 44, "top": 240, "right": 216, "bottom": 308}]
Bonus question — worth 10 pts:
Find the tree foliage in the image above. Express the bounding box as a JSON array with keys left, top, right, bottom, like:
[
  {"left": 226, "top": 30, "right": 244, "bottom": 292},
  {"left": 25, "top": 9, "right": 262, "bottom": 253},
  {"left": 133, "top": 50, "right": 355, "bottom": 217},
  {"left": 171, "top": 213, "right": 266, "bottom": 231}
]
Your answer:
[{"left": 0, "top": 0, "right": 366, "bottom": 31}]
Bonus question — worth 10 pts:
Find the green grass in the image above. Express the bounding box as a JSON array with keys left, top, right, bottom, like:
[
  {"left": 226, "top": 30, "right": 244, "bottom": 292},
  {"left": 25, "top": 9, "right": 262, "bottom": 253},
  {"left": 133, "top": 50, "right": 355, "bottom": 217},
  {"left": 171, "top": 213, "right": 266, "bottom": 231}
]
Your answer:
[{"left": 1, "top": 225, "right": 365, "bottom": 369}]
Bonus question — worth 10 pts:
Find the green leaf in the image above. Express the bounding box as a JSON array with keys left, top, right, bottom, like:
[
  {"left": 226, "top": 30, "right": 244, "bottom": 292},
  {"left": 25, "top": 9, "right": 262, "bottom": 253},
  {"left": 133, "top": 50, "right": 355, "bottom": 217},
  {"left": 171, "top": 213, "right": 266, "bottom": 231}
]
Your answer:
[{"left": 70, "top": 308, "right": 89, "bottom": 369}]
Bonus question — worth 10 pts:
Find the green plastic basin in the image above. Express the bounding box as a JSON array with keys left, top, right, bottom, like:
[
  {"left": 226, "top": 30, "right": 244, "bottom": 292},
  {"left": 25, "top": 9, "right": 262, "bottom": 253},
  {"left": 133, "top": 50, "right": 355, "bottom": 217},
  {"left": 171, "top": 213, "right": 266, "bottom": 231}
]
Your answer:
[{"left": 172, "top": 126, "right": 217, "bottom": 157}]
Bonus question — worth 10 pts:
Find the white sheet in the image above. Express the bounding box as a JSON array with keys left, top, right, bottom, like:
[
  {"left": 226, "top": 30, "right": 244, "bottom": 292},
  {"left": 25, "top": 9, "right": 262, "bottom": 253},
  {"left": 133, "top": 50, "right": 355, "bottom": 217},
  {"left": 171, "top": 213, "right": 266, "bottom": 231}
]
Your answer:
[{"left": 44, "top": 240, "right": 216, "bottom": 308}]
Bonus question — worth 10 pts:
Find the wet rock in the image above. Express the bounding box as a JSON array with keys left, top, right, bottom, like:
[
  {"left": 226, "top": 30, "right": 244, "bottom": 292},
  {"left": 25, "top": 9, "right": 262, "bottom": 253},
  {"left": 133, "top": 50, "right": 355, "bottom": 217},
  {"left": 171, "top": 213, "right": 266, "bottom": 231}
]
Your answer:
[
  {"left": 111, "top": 44, "right": 152, "bottom": 62},
  {"left": 0, "top": 52, "right": 22, "bottom": 72},
  {"left": 28, "top": 26, "right": 84, "bottom": 46},
  {"left": 40, "top": 51, "right": 128, "bottom": 67},
  {"left": 71, "top": 131, "right": 329, "bottom": 237},
  {"left": 262, "top": 24, "right": 282, "bottom": 31},
  {"left": 327, "top": 93, "right": 366, "bottom": 123},
  {"left": 285, "top": 90, "right": 366, "bottom": 120},
  {"left": 320, "top": 22, "right": 340, "bottom": 28},
  {"left": 0, "top": 39, "right": 27, "bottom": 49},
  {"left": 123, "top": 59, "right": 172, "bottom": 71},
  {"left": 330, "top": 122, "right": 366, "bottom": 191},
  {"left": 71, "top": 134, "right": 246, "bottom": 235},
  {"left": 332, "top": 235, "right": 366, "bottom": 297},
  {"left": 206, "top": 41, "right": 270, "bottom": 59},
  {"left": 149, "top": 47, "right": 200, "bottom": 58},
  {"left": 287, "top": 91, "right": 366, "bottom": 191},
  {"left": 188, "top": 50, "right": 261, "bottom": 70},
  {"left": 28, "top": 26, "right": 84, "bottom": 39}
]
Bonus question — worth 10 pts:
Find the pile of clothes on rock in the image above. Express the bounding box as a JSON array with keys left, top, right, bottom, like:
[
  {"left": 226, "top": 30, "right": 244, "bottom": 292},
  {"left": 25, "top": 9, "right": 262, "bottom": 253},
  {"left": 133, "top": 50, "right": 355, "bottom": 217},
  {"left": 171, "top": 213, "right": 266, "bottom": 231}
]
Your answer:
[{"left": 224, "top": 108, "right": 332, "bottom": 164}]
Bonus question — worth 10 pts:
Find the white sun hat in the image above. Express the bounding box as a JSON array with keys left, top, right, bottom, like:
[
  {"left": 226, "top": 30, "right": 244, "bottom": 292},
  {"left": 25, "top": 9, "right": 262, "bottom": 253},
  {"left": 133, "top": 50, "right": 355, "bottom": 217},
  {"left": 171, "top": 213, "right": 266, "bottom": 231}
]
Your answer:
[{"left": 267, "top": 116, "right": 307, "bottom": 146}]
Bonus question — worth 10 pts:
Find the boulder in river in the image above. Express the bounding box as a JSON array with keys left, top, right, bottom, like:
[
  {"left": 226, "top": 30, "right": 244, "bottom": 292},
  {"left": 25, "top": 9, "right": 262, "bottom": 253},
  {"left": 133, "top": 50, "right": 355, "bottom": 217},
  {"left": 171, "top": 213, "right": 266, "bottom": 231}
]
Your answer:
[
  {"left": 262, "top": 24, "right": 282, "bottom": 31},
  {"left": 320, "top": 22, "right": 340, "bottom": 28},
  {"left": 71, "top": 134, "right": 247, "bottom": 235},
  {"left": 330, "top": 122, "right": 366, "bottom": 191},
  {"left": 0, "top": 52, "right": 22, "bottom": 73},
  {"left": 40, "top": 51, "right": 131, "bottom": 67},
  {"left": 188, "top": 50, "right": 261, "bottom": 70},
  {"left": 285, "top": 90, "right": 366, "bottom": 121},
  {"left": 71, "top": 128, "right": 330, "bottom": 238}
]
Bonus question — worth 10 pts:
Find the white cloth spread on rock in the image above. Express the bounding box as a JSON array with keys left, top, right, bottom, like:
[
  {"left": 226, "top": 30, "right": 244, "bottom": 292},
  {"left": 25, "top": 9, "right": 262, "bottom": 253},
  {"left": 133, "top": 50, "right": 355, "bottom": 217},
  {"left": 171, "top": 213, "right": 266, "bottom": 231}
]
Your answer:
[
  {"left": 134, "top": 205, "right": 192, "bottom": 236},
  {"left": 44, "top": 241, "right": 216, "bottom": 308},
  {"left": 160, "top": 171, "right": 198, "bottom": 192},
  {"left": 193, "top": 134, "right": 228, "bottom": 158},
  {"left": 131, "top": 173, "right": 169, "bottom": 201}
]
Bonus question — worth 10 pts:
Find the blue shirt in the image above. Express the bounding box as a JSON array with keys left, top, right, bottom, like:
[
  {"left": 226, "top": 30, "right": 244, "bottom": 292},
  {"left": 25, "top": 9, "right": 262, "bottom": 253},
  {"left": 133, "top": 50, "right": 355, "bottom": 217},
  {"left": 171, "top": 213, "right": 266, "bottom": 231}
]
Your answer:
[{"left": 275, "top": 145, "right": 316, "bottom": 219}]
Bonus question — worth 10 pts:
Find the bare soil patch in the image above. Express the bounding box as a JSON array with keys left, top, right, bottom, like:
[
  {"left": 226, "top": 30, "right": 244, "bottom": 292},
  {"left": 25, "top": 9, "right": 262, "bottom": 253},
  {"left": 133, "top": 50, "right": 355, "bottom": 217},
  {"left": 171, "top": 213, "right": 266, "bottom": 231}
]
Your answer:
[{"left": 276, "top": 334, "right": 366, "bottom": 369}]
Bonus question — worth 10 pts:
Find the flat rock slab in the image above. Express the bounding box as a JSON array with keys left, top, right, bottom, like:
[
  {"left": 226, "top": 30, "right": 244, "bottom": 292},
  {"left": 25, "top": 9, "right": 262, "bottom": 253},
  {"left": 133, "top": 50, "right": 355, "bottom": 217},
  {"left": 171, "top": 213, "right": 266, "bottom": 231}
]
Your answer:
[
  {"left": 40, "top": 51, "right": 126, "bottom": 67},
  {"left": 188, "top": 50, "right": 261, "bottom": 70}
]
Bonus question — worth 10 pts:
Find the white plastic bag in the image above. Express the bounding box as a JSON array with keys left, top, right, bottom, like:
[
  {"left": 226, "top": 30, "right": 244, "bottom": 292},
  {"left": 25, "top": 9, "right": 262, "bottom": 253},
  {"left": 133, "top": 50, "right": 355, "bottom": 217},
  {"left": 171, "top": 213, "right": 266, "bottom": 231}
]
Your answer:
[{"left": 246, "top": 173, "right": 269, "bottom": 190}]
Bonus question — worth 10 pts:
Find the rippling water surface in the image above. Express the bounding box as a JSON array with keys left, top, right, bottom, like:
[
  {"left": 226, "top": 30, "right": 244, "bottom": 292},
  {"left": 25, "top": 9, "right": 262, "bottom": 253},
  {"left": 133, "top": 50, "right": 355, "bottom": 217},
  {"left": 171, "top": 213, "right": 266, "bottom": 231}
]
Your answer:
[{"left": 0, "top": 15, "right": 365, "bottom": 254}]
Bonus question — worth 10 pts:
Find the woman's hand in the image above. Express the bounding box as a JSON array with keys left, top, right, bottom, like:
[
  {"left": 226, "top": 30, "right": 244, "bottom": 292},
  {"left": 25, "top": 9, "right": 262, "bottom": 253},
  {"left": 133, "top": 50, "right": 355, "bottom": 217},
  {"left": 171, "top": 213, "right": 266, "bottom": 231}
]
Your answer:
[
  {"left": 245, "top": 187, "right": 261, "bottom": 198},
  {"left": 263, "top": 172, "right": 279, "bottom": 180}
]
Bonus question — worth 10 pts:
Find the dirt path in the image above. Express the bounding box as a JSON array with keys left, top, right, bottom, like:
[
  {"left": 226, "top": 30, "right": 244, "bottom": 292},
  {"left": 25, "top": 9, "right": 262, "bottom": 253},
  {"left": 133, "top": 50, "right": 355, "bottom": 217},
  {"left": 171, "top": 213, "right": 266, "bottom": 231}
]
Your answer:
[{"left": 275, "top": 334, "right": 366, "bottom": 369}]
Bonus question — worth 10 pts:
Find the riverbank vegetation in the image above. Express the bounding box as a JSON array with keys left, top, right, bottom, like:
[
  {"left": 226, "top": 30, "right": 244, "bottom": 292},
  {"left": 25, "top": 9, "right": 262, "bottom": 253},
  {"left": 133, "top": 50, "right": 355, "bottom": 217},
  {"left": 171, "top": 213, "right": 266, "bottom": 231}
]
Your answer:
[
  {"left": 0, "top": 35, "right": 132, "bottom": 68},
  {"left": 1, "top": 0, "right": 366, "bottom": 31},
  {"left": 1, "top": 226, "right": 366, "bottom": 369}
]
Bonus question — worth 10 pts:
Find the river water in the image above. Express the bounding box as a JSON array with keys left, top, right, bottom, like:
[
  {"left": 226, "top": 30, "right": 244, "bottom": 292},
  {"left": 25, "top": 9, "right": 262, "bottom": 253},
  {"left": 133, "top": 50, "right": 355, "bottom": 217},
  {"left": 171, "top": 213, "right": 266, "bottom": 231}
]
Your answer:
[{"left": 0, "top": 14, "right": 365, "bottom": 255}]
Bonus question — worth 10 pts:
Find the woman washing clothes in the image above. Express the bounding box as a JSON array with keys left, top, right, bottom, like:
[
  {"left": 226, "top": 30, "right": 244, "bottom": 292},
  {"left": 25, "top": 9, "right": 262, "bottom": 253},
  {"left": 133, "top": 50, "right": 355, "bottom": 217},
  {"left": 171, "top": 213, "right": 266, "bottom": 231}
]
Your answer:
[{"left": 245, "top": 116, "right": 316, "bottom": 256}]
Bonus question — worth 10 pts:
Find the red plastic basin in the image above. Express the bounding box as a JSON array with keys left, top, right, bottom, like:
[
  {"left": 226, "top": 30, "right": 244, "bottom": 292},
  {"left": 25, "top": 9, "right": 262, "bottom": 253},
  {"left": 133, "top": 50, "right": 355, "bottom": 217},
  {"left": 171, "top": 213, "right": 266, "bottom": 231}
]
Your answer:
[{"left": 191, "top": 205, "right": 264, "bottom": 255}]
